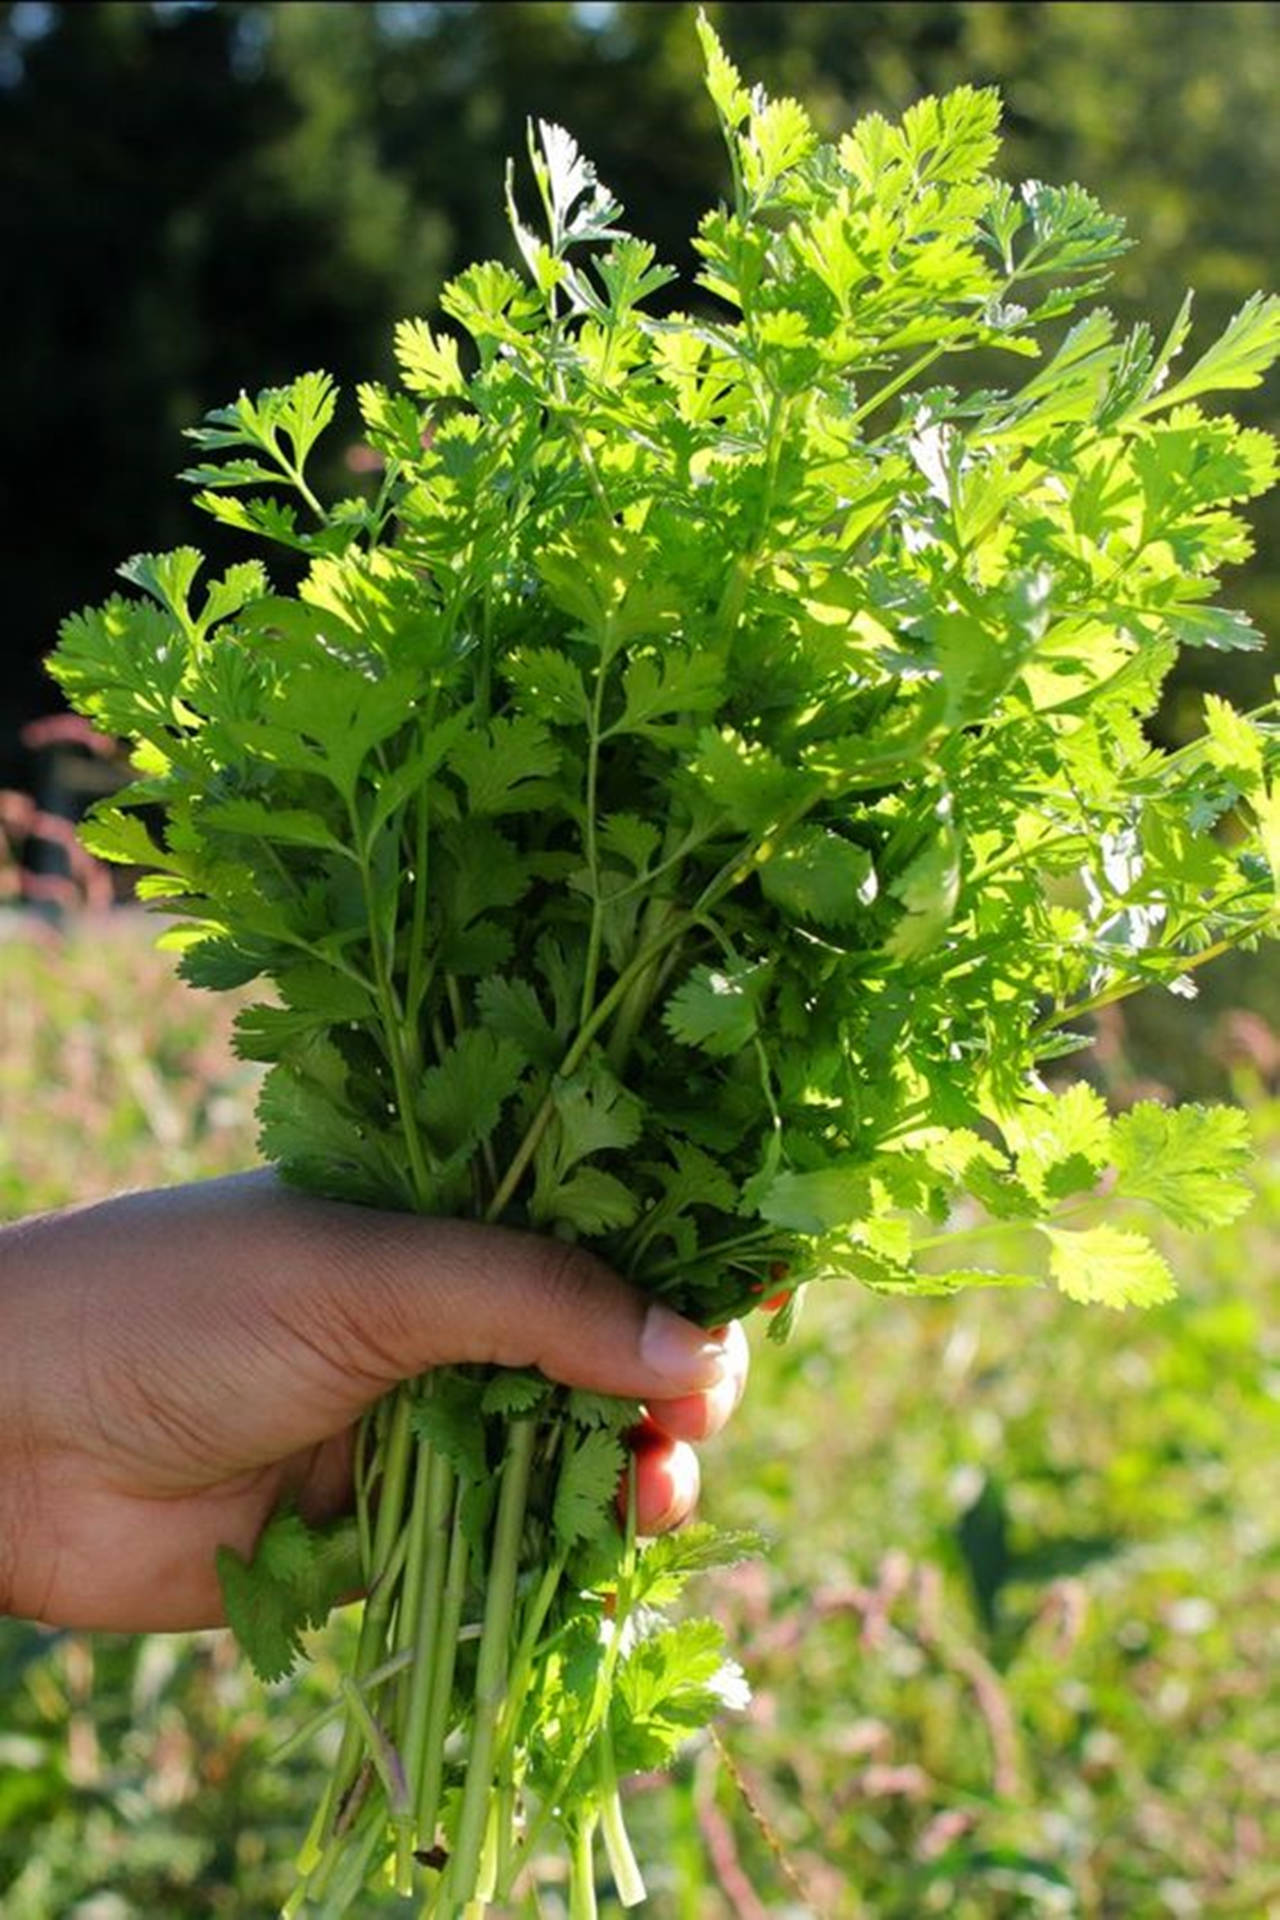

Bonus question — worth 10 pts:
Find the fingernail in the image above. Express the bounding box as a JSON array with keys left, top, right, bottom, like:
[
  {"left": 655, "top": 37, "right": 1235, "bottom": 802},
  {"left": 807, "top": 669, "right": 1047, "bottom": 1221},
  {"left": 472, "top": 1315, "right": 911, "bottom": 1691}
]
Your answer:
[{"left": 640, "top": 1303, "right": 730, "bottom": 1390}]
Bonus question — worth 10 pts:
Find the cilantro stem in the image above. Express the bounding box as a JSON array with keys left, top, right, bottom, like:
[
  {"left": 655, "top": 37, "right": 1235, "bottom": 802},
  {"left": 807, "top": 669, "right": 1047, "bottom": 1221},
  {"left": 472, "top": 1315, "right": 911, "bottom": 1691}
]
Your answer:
[
  {"left": 325, "top": 1388, "right": 415, "bottom": 1850},
  {"left": 353, "top": 1407, "right": 375, "bottom": 1581},
  {"left": 606, "top": 790, "right": 826, "bottom": 1089},
  {"left": 597, "top": 1726, "right": 645, "bottom": 1906},
  {"left": 604, "top": 819, "right": 715, "bottom": 904},
  {"left": 406, "top": 691, "right": 442, "bottom": 1040},
  {"left": 493, "top": 1552, "right": 567, "bottom": 1764},
  {"left": 850, "top": 344, "right": 950, "bottom": 429},
  {"left": 495, "top": 1779, "right": 518, "bottom": 1907},
  {"left": 315, "top": 1800, "right": 390, "bottom": 1914},
  {"left": 349, "top": 801, "right": 437, "bottom": 1209},
  {"left": 910, "top": 1217, "right": 1045, "bottom": 1256},
  {"left": 604, "top": 863, "right": 687, "bottom": 1074},
  {"left": 689, "top": 788, "right": 825, "bottom": 923},
  {"left": 291, "top": 470, "right": 327, "bottom": 522},
  {"left": 399, "top": 1442, "right": 455, "bottom": 1794},
  {"left": 396, "top": 1421, "right": 435, "bottom": 1682},
  {"left": 443, "top": 1418, "right": 538, "bottom": 1910},
  {"left": 339, "top": 1674, "right": 409, "bottom": 1818},
  {"left": 415, "top": 1489, "right": 471, "bottom": 1858},
  {"left": 913, "top": 1199, "right": 1096, "bottom": 1259},
  {"left": 568, "top": 1814, "right": 600, "bottom": 1920},
  {"left": 1033, "top": 928, "right": 1262, "bottom": 1036},
  {"left": 484, "top": 1546, "right": 569, "bottom": 1895},
  {"left": 637, "top": 1224, "right": 778, "bottom": 1287},
  {"left": 511, "top": 1459, "right": 640, "bottom": 1886},
  {"left": 443, "top": 971, "right": 500, "bottom": 1195},
  {"left": 579, "top": 648, "right": 612, "bottom": 1028},
  {"left": 484, "top": 909, "right": 697, "bottom": 1222},
  {"left": 269, "top": 1649, "right": 414, "bottom": 1766}
]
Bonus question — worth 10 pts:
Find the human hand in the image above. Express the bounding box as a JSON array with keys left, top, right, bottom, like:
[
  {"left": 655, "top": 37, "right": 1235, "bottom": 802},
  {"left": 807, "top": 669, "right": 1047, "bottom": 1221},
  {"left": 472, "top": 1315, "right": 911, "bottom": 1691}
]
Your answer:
[{"left": 0, "top": 1172, "right": 747, "bottom": 1631}]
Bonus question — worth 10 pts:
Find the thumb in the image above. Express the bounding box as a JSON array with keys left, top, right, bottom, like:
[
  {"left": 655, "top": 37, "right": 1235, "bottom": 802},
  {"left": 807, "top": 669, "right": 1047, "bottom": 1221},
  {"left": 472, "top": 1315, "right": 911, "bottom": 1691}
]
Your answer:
[
  {"left": 284, "top": 1185, "right": 733, "bottom": 1412},
  {"left": 37, "top": 1173, "right": 734, "bottom": 1464}
]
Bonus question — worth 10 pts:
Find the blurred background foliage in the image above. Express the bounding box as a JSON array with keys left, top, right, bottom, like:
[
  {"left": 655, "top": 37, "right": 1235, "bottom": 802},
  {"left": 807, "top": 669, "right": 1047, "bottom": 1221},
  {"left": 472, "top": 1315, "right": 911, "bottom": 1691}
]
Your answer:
[{"left": 1, "top": 4, "right": 1278, "bottom": 1915}]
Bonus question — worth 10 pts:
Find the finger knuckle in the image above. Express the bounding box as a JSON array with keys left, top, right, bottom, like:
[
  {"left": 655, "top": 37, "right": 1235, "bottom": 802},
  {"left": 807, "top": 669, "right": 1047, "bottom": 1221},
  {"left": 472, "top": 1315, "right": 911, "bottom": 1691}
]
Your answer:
[
  {"left": 297, "top": 1215, "right": 414, "bottom": 1385},
  {"left": 527, "top": 1238, "right": 611, "bottom": 1330}
]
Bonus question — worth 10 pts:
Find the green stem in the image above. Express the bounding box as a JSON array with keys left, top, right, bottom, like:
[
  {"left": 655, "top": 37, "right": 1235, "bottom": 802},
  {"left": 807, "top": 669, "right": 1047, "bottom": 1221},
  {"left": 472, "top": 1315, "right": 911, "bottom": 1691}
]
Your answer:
[
  {"left": 596, "top": 1478, "right": 642, "bottom": 1912},
  {"left": 476, "top": 1792, "right": 501, "bottom": 1904},
  {"left": 396, "top": 1433, "right": 435, "bottom": 1682},
  {"left": 292, "top": 1779, "right": 336, "bottom": 1886},
  {"left": 598, "top": 1726, "right": 645, "bottom": 1908},
  {"left": 568, "top": 1815, "right": 600, "bottom": 1920},
  {"left": 282, "top": 459, "right": 328, "bottom": 524},
  {"left": 487, "top": 1550, "right": 568, "bottom": 1899},
  {"left": 271, "top": 1650, "right": 414, "bottom": 1766},
  {"left": 314, "top": 1799, "right": 391, "bottom": 1918},
  {"left": 350, "top": 803, "right": 437, "bottom": 1209},
  {"left": 416, "top": 1488, "right": 472, "bottom": 1851},
  {"left": 604, "top": 898, "right": 684, "bottom": 1074},
  {"left": 579, "top": 651, "right": 611, "bottom": 1028},
  {"left": 495, "top": 1779, "right": 518, "bottom": 1908},
  {"left": 515, "top": 1460, "right": 639, "bottom": 1876},
  {"left": 325, "top": 1388, "right": 415, "bottom": 1842},
  {"left": 401, "top": 1446, "right": 457, "bottom": 1821},
  {"left": 352, "top": 1407, "right": 375, "bottom": 1583},
  {"left": 497, "top": 1554, "right": 566, "bottom": 1753},
  {"left": 634, "top": 1224, "right": 777, "bottom": 1288},
  {"left": 392, "top": 1437, "right": 453, "bottom": 1890},
  {"left": 603, "top": 804, "right": 692, "bottom": 1076},
  {"left": 338, "top": 1675, "right": 409, "bottom": 1817},
  {"left": 1033, "top": 928, "right": 1260, "bottom": 1037},
  {"left": 483, "top": 910, "right": 697, "bottom": 1222},
  {"left": 405, "top": 688, "right": 442, "bottom": 1036},
  {"left": 911, "top": 1202, "right": 1090, "bottom": 1257},
  {"left": 443, "top": 1418, "right": 538, "bottom": 1908},
  {"left": 850, "top": 342, "right": 949, "bottom": 429}
]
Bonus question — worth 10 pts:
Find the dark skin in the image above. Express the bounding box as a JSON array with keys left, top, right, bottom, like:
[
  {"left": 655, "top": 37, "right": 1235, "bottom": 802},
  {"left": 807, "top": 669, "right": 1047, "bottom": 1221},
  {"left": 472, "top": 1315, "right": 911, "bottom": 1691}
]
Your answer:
[{"left": 0, "top": 1172, "right": 746, "bottom": 1632}]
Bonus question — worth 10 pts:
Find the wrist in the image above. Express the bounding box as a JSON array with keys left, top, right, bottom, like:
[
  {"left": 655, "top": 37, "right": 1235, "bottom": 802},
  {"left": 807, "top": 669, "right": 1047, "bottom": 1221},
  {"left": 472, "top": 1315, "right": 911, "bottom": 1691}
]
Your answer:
[
  {"left": 0, "top": 1260, "right": 18, "bottom": 1619},
  {"left": 0, "top": 1215, "right": 42, "bottom": 1620}
]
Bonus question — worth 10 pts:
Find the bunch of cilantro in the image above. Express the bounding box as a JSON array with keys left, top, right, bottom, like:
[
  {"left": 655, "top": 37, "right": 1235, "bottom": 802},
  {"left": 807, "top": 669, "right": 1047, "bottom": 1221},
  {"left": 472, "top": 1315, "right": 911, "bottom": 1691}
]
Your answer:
[{"left": 50, "top": 16, "right": 1279, "bottom": 1916}]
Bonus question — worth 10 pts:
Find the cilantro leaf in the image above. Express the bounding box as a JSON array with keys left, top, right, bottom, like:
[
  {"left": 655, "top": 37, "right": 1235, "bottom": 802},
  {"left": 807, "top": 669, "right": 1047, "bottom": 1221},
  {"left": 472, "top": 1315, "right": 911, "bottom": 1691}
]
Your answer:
[
  {"left": 1041, "top": 1225, "right": 1176, "bottom": 1311},
  {"left": 1147, "top": 292, "right": 1280, "bottom": 411},
  {"left": 415, "top": 1030, "right": 527, "bottom": 1163},
  {"left": 480, "top": 1371, "right": 550, "bottom": 1417},
  {"left": 553, "top": 1427, "right": 625, "bottom": 1546},
  {"left": 630, "top": 1525, "right": 767, "bottom": 1610},
  {"left": 215, "top": 1506, "right": 359, "bottom": 1685},
  {"left": 1111, "top": 1102, "right": 1254, "bottom": 1231},
  {"left": 1006, "top": 1082, "right": 1113, "bottom": 1205},
  {"left": 565, "top": 1389, "right": 640, "bottom": 1433},
  {"left": 394, "top": 317, "right": 467, "bottom": 400},
  {"left": 663, "top": 960, "right": 771, "bottom": 1058},
  {"left": 448, "top": 716, "right": 561, "bottom": 816},
  {"left": 611, "top": 1617, "right": 742, "bottom": 1773},
  {"left": 758, "top": 827, "right": 875, "bottom": 928},
  {"left": 538, "top": 1166, "right": 640, "bottom": 1235},
  {"left": 411, "top": 1372, "right": 489, "bottom": 1482}
]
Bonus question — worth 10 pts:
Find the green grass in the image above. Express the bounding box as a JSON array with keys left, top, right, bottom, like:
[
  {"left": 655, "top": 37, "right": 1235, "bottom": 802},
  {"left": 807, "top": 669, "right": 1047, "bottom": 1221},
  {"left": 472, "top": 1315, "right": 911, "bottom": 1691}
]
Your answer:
[{"left": 0, "top": 915, "right": 1276, "bottom": 1918}]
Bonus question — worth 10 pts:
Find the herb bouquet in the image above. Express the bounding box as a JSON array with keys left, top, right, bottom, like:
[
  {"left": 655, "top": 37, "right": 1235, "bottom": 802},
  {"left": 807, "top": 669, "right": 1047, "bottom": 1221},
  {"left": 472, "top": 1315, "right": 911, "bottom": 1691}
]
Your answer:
[{"left": 51, "top": 17, "right": 1279, "bottom": 1917}]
